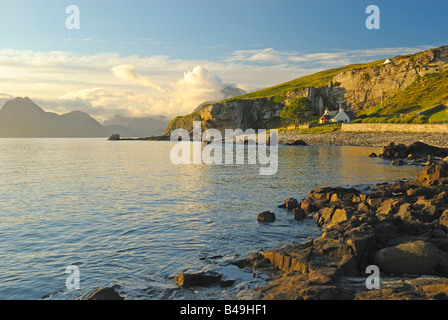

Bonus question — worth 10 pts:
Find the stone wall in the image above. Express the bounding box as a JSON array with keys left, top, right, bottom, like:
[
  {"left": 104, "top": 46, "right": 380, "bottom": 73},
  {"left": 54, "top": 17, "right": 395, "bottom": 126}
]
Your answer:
[{"left": 341, "top": 123, "right": 448, "bottom": 133}]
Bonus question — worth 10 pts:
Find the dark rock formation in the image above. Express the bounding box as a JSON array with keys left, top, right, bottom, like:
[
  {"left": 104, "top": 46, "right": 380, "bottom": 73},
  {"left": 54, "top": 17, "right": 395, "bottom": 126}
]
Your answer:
[
  {"left": 108, "top": 134, "right": 121, "bottom": 141},
  {"left": 257, "top": 211, "right": 276, "bottom": 223},
  {"left": 380, "top": 141, "right": 448, "bottom": 166},
  {"left": 277, "top": 198, "right": 299, "bottom": 210},
  {"left": 86, "top": 287, "right": 123, "bottom": 300},
  {"left": 174, "top": 271, "right": 234, "bottom": 288}
]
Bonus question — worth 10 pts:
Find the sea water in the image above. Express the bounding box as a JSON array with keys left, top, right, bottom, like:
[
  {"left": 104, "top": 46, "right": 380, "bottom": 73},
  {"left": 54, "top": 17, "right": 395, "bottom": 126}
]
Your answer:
[{"left": 0, "top": 138, "right": 420, "bottom": 300}]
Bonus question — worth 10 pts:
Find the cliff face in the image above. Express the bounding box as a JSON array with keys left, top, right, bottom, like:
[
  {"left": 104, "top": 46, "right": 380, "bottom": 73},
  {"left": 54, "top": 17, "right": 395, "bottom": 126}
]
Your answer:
[
  {"left": 164, "top": 45, "right": 448, "bottom": 135},
  {"left": 333, "top": 46, "right": 448, "bottom": 112},
  {"left": 164, "top": 98, "right": 284, "bottom": 134}
]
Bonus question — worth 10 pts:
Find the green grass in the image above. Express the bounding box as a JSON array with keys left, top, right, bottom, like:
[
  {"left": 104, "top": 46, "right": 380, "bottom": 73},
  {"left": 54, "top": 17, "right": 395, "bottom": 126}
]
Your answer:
[
  {"left": 299, "top": 124, "right": 341, "bottom": 134},
  {"left": 379, "top": 70, "right": 448, "bottom": 115},
  {"left": 352, "top": 115, "right": 429, "bottom": 124},
  {"left": 429, "top": 108, "right": 448, "bottom": 123},
  {"left": 219, "top": 59, "right": 386, "bottom": 102}
]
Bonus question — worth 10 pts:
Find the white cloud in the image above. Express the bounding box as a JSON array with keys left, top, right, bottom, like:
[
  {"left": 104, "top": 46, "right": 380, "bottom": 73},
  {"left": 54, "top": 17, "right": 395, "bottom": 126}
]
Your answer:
[
  {"left": 229, "top": 45, "right": 434, "bottom": 67},
  {"left": 168, "top": 66, "right": 229, "bottom": 113},
  {"left": 111, "top": 64, "right": 165, "bottom": 92}
]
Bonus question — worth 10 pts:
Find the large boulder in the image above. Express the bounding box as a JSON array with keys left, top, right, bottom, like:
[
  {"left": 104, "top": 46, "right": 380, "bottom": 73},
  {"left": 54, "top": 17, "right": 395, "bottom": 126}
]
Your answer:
[
  {"left": 408, "top": 141, "right": 448, "bottom": 158},
  {"left": 380, "top": 142, "right": 408, "bottom": 159},
  {"left": 374, "top": 241, "right": 439, "bottom": 275}
]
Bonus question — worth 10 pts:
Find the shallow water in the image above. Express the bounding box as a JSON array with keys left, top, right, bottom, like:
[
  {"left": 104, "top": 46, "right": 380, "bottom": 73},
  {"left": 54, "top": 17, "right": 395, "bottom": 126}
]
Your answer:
[{"left": 0, "top": 139, "right": 420, "bottom": 300}]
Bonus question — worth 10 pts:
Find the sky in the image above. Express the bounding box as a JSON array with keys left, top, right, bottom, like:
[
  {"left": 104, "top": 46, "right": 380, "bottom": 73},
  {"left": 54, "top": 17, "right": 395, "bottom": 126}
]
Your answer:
[{"left": 0, "top": 0, "right": 447, "bottom": 122}]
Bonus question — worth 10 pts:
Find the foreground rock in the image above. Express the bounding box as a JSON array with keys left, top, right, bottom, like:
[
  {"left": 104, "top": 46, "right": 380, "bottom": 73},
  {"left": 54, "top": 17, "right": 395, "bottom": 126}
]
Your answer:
[
  {"left": 174, "top": 271, "right": 234, "bottom": 288},
  {"left": 236, "top": 161, "right": 448, "bottom": 300},
  {"left": 86, "top": 287, "right": 123, "bottom": 300},
  {"left": 374, "top": 241, "right": 439, "bottom": 274}
]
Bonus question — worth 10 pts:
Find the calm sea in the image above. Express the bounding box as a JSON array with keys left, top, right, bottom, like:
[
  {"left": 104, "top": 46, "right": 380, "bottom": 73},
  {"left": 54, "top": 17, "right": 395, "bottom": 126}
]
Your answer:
[{"left": 0, "top": 138, "right": 420, "bottom": 300}]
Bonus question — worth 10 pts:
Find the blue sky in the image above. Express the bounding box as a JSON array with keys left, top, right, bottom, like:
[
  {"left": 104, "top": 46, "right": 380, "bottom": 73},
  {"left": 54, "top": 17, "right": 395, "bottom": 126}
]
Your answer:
[{"left": 0, "top": 0, "right": 447, "bottom": 120}]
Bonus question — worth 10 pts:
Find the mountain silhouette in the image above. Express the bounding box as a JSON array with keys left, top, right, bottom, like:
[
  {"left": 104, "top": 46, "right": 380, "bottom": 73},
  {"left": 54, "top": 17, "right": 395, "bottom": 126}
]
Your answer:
[
  {"left": 0, "top": 97, "right": 109, "bottom": 137},
  {"left": 0, "top": 97, "right": 171, "bottom": 138}
]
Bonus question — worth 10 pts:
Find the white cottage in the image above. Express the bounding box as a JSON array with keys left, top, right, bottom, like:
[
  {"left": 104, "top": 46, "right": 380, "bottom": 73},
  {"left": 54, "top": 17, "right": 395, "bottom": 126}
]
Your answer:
[{"left": 320, "top": 108, "right": 354, "bottom": 124}]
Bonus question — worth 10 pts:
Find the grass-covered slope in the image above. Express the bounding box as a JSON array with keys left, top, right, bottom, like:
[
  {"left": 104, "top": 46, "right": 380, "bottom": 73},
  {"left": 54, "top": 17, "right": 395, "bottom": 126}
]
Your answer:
[
  {"left": 379, "top": 70, "right": 448, "bottom": 116},
  {"left": 222, "top": 59, "right": 385, "bottom": 102}
]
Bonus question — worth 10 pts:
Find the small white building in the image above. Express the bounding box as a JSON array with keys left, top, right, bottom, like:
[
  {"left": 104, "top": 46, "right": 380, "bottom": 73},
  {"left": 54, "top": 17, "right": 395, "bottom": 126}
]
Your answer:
[
  {"left": 320, "top": 108, "right": 354, "bottom": 124},
  {"left": 384, "top": 58, "right": 391, "bottom": 64}
]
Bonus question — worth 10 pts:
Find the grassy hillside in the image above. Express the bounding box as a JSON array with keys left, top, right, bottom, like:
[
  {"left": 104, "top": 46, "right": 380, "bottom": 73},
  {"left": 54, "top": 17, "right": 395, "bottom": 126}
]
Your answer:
[
  {"left": 221, "top": 59, "right": 385, "bottom": 102},
  {"left": 378, "top": 70, "right": 448, "bottom": 116}
]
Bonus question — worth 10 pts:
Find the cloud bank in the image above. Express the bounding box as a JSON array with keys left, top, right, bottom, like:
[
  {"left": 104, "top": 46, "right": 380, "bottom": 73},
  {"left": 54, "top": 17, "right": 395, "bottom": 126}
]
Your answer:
[{"left": 0, "top": 45, "right": 433, "bottom": 122}]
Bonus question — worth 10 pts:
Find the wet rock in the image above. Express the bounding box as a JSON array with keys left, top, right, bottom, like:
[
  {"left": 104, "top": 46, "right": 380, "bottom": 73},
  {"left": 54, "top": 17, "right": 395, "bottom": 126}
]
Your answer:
[
  {"left": 278, "top": 197, "right": 299, "bottom": 210},
  {"left": 374, "top": 241, "right": 439, "bottom": 275},
  {"left": 174, "top": 271, "right": 233, "bottom": 288},
  {"left": 293, "top": 207, "right": 306, "bottom": 220},
  {"left": 392, "top": 159, "right": 405, "bottom": 166},
  {"left": 257, "top": 211, "right": 276, "bottom": 223},
  {"left": 285, "top": 198, "right": 299, "bottom": 210},
  {"left": 300, "top": 199, "right": 319, "bottom": 215},
  {"left": 87, "top": 287, "right": 123, "bottom": 300}
]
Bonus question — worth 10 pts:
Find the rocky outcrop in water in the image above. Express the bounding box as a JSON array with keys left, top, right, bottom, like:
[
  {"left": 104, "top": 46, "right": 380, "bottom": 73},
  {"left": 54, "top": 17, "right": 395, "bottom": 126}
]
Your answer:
[
  {"left": 174, "top": 271, "right": 234, "bottom": 288},
  {"left": 86, "top": 287, "right": 124, "bottom": 300},
  {"left": 379, "top": 141, "right": 448, "bottom": 166}
]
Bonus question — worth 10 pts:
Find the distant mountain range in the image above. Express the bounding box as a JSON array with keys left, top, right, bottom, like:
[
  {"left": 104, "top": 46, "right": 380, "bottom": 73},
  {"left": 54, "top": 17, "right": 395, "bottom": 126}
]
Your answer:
[{"left": 0, "top": 97, "right": 169, "bottom": 138}]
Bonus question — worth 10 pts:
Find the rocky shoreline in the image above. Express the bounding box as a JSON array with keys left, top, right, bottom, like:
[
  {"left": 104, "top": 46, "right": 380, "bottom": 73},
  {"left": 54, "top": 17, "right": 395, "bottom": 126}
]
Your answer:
[
  {"left": 87, "top": 139, "right": 448, "bottom": 300},
  {"left": 232, "top": 142, "right": 448, "bottom": 300},
  {"left": 278, "top": 131, "right": 448, "bottom": 148}
]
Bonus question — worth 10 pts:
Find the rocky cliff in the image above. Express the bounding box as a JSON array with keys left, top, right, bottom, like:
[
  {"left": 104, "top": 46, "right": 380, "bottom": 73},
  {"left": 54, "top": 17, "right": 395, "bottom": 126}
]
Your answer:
[
  {"left": 164, "top": 45, "right": 448, "bottom": 135},
  {"left": 333, "top": 46, "right": 448, "bottom": 112}
]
